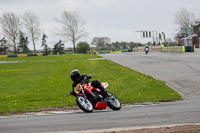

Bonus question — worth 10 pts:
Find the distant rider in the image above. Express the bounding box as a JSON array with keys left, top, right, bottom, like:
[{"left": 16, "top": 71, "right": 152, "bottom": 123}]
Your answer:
[
  {"left": 70, "top": 69, "right": 110, "bottom": 97},
  {"left": 144, "top": 45, "right": 150, "bottom": 55}
]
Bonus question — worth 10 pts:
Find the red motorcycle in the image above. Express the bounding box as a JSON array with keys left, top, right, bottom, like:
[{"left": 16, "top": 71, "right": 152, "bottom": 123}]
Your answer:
[{"left": 72, "top": 78, "right": 121, "bottom": 113}]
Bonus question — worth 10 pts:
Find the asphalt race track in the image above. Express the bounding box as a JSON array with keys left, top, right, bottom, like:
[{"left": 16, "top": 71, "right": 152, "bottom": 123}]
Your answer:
[
  {"left": 101, "top": 49, "right": 200, "bottom": 100},
  {"left": 0, "top": 49, "right": 200, "bottom": 133}
]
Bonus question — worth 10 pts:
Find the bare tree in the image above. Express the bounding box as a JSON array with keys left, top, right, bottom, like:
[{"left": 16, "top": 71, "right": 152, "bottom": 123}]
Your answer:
[
  {"left": 174, "top": 8, "right": 196, "bottom": 28},
  {"left": 21, "top": 11, "right": 41, "bottom": 52},
  {"left": 55, "top": 10, "right": 87, "bottom": 53},
  {"left": 0, "top": 12, "right": 20, "bottom": 54}
]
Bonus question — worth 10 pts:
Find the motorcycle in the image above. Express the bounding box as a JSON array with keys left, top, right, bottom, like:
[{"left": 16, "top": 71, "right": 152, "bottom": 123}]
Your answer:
[
  {"left": 144, "top": 46, "right": 149, "bottom": 55},
  {"left": 71, "top": 77, "right": 121, "bottom": 113}
]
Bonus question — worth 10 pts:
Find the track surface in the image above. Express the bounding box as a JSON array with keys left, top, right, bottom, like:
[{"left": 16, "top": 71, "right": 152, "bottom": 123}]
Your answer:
[
  {"left": 1, "top": 50, "right": 200, "bottom": 133},
  {"left": 101, "top": 50, "right": 200, "bottom": 100}
]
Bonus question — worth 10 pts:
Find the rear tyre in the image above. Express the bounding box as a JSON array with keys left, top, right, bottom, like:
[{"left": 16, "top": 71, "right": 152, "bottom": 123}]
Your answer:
[
  {"left": 76, "top": 96, "right": 94, "bottom": 113},
  {"left": 107, "top": 93, "right": 121, "bottom": 110}
]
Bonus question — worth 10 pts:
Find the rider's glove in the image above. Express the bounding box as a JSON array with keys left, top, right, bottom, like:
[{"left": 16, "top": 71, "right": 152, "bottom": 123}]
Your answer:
[{"left": 87, "top": 75, "right": 92, "bottom": 79}]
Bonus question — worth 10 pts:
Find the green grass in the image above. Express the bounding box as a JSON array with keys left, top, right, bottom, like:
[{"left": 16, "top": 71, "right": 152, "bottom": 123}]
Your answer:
[{"left": 0, "top": 54, "right": 182, "bottom": 114}]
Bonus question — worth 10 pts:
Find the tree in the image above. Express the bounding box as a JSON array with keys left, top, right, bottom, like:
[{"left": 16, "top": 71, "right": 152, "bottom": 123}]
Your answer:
[
  {"left": 55, "top": 10, "right": 87, "bottom": 53},
  {"left": 76, "top": 42, "right": 90, "bottom": 53},
  {"left": 112, "top": 41, "right": 120, "bottom": 49},
  {"left": 91, "top": 37, "right": 111, "bottom": 49},
  {"left": 174, "top": 8, "right": 196, "bottom": 28},
  {"left": 0, "top": 12, "right": 20, "bottom": 54},
  {"left": 17, "top": 31, "right": 30, "bottom": 53},
  {"left": 0, "top": 37, "right": 8, "bottom": 54},
  {"left": 128, "top": 42, "right": 140, "bottom": 49},
  {"left": 41, "top": 34, "right": 49, "bottom": 55},
  {"left": 119, "top": 41, "right": 129, "bottom": 49},
  {"left": 21, "top": 11, "right": 41, "bottom": 52},
  {"left": 105, "top": 43, "right": 112, "bottom": 49},
  {"left": 53, "top": 40, "right": 64, "bottom": 55}
]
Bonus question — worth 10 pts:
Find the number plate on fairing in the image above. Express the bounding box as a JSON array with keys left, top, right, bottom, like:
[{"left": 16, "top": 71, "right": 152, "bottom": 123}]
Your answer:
[
  {"left": 102, "top": 82, "right": 109, "bottom": 88},
  {"left": 74, "top": 84, "right": 82, "bottom": 94}
]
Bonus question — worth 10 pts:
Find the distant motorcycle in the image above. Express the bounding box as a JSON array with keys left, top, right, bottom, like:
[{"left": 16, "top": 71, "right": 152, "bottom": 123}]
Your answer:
[
  {"left": 144, "top": 45, "right": 149, "bottom": 55},
  {"left": 71, "top": 77, "right": 121, "bottom": 113}
]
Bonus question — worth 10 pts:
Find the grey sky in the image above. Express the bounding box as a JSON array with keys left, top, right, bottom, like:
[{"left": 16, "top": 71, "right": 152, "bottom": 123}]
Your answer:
[{"left": 0, "top": 0, "right": 200, "bottom": 49}]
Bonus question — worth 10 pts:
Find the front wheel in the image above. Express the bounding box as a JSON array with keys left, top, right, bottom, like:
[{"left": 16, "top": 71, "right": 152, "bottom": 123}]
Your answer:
[
  {"left": 76, "top": 96, "right": 94, "bottom": 113},
  {"left": 107, "top": 93, "right": 121, "bottom": 110}
]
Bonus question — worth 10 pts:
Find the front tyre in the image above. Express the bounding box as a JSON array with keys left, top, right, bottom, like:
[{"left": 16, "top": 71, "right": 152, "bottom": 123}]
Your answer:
[
  {"left": 76, "top": 96, "right": 94, "bottom": 113},
  {"left": 107, "top": 93, "right": 121, "bottom": 110}
]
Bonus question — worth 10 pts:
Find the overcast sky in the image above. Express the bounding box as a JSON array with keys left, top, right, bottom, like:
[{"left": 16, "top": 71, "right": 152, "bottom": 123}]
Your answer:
[{"left": 0, "top": 0, "right": 200, "bottom": 49}]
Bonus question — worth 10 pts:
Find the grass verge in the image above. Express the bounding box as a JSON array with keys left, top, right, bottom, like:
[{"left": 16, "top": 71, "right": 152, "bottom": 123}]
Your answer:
[{"left": 0, "top": 54, "right": 182, "bottom": 114}]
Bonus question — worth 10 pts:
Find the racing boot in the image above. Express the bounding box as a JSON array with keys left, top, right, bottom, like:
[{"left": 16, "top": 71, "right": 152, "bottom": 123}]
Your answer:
[
  {"left": 103, "top": 90, "right": 112, "bottom": 102},
  {"left": 104, "top": 90, "right": 111, "bottom": 98}
]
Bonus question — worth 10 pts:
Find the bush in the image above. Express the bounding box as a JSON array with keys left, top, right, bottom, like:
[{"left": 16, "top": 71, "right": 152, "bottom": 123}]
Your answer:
[{"left": 76, "top": 42, "right": 90, "bottom": 53}]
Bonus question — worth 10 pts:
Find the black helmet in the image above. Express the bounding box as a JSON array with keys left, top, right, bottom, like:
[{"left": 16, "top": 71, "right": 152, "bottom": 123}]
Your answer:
[{"left": 70, "top": 69, "right": 81, "bottom": 82}]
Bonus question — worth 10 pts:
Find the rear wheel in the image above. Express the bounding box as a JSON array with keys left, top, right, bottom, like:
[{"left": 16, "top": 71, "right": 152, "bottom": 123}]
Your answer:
[
  {"left": 76, "top": 96, "right": 93, "bottom": 113},
  {"left": 107, "top": 93, "right": 121, "bottom": 110}
]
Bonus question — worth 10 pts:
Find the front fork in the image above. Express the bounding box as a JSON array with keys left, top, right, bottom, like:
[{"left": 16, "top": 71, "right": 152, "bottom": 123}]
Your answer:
[{"left": 81, "top": 87, "right": 88, "bottom": 103}]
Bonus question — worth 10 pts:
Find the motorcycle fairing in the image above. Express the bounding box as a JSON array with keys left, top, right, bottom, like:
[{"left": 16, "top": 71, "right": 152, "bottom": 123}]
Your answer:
[
  {"left": 95, "top": 101, "right": 107, "bottom": 109},
  {"left": 82, "top": 82, "right": 108, "bottom": 92},
  {"left": 83, "top": 83, "right": 104, "bottom": 94},
  {"left": 101, "top": 82, "right": 109, "bottom": 88},
  {"left": 82, "top": 83, "right": 93, "bottom": 94}
]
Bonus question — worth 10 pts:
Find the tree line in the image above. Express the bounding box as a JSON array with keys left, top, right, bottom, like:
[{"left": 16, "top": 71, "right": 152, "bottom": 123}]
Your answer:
[
  {"left": 68, "top": 40, "right": 144, "bottom": 54},
  {"left": 0, "top": 8, "right": 198, "bottom": 55},
  {"left": 0, "top": 11, "right": 40, "bottom": 54},
  {"left": 91, "top": 37, "right": 143, "bottom": 50},
  {"left": 0, "top": 10, "right": 87, "bottom": 55},
  {"left": 0, "top": 10, "right": 142, "bottom": 55}
]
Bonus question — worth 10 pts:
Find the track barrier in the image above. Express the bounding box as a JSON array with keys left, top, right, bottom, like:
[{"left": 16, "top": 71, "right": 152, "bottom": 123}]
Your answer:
[{"left": 0, "top": 53, "right": 47, "bottom": 58}]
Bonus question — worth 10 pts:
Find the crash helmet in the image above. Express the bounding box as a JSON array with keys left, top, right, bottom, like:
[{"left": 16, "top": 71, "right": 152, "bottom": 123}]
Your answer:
[{"left": 70, "top": 69, "right": 81, "bottom": 82}]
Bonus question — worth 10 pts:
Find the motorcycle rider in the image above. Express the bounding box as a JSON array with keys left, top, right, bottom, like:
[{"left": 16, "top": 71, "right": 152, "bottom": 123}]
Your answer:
[
  {"left": 144, "top": 44, "right": 150, "bottom": 55},
  {"left": 70, "top": 69, "right": 110, "bottom": 97}
]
